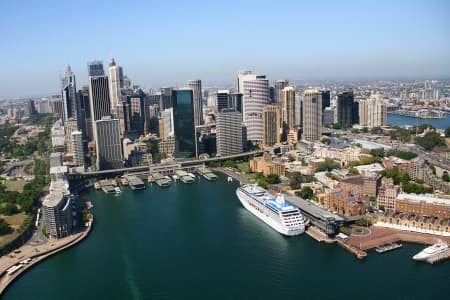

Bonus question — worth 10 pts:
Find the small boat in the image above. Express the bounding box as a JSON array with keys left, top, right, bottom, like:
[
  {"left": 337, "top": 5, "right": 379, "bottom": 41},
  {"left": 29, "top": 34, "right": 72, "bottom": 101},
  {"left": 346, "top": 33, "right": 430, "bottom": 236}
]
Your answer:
[
  {"left": 114, "top": 187, "right": 121, "bottom": 194},
  {"left": 188, "top": 173, "right": 196, "bottom": 178},
  {"left": 94, "top": 182, "right": 101, "bottom": 190},
  {"left": 165, "top": 176, "right": 172, "bottom": 182},
  {"left": 227, "top": 176, "right": 233, "bottom": 182},
  {"left": 171, "top": 175, "right": 180, "bottom": 181}
]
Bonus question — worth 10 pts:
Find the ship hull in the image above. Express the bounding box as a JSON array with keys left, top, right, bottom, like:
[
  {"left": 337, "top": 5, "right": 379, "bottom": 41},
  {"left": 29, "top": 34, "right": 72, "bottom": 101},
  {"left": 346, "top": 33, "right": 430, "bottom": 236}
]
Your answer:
[{"left": 236, "top": 189, "right": 305, "bottom": 236}]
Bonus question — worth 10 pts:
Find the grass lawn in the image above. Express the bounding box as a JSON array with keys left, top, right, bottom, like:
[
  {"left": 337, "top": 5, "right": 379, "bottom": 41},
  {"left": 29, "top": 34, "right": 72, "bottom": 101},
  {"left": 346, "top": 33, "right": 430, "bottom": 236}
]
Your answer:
[
  {"left": 3, "top": 180, "right": 27, "bottom": 193},
  {"left": 0, "top": 212, "right": 28, "bottom": 246},
  {"left": 236, "top": 162, "right": 251, "bottom": 173}
]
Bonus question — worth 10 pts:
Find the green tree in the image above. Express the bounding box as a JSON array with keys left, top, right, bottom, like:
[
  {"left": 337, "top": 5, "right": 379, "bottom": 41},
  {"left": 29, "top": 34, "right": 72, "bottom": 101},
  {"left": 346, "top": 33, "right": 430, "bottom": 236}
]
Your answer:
[
  {"left": 348, "top": 167, "right": 359, "bottom": 175},
  {"left": 415, "top": 131, "right": 446, "bottom": 151},
  {"left": 442, "top": 173, "right": 450, "bottom": 182},
  {"left": 445, "top": 126, "right": 450, "bottom": 138},
  {"left": 316, "top": 158, "right": 340, "bottom": 172},
  {"left": 266, "top": 174, "right": 280, "bottom": 184},
  {"left": 0, "top": 218, "right": 13, "bottom": 235},
  {"left": 296, "top": 186, "right": 314, "bottom": 200}
]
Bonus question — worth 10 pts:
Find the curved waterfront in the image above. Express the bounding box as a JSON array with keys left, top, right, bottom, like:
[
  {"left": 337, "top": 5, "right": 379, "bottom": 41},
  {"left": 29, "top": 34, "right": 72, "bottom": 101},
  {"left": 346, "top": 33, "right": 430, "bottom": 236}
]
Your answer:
[
  {"left": 388, "top": 113, "right": 450, "bottom": 129},
  {"left": 3, "top": 174, "right": 449, "bottom": 299}
]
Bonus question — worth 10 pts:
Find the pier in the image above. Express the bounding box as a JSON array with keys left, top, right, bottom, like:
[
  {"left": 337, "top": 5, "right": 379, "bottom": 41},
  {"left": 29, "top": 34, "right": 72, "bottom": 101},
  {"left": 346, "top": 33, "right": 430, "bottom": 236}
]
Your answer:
[
  {"left": 175, "top": 170, "right": 194, "bottom": 183},
  {"left": 196, "top": 167, "right": 217, "bottom": 181},
  {"left": 128, "top": 176, "right": 146, "bottom": 190},
  {"left": 151, "top": 172, "right": 170, "bottom": 187}
]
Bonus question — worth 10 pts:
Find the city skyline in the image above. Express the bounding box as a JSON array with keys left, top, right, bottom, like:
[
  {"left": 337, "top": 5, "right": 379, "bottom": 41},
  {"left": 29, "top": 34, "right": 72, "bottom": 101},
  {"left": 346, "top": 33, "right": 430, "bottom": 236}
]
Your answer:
[{"left": 0, "top": 0, "right": 449, "bottom": 98}]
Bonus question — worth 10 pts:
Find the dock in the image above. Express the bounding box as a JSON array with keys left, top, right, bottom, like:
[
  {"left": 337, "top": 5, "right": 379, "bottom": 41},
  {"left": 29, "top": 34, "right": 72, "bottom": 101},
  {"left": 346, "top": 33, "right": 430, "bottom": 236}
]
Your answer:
[
  {"left": 197, "top": 167, "right": 217, "bottom": 181},
  {"left": 98, "top": 179, "right": 115, "bottom": 194},
  {"left": 375, "top": 242, "right": 403, "bottom": 254},
  {"left": 128, "top": 176, "right": 146, "bottom": 190},
  {"left": 151, "top": 172, "right": 170, "bottom": 187},
  {"left": 175, "top": 170, "right": 194, "bottom": 184}
]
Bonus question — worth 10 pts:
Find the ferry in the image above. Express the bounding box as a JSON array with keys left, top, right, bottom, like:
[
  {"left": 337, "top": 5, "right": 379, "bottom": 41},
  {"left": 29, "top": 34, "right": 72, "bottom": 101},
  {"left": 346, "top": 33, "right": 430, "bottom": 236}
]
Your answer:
[
  {"left": 413, "top": 240, "right": 450, "bottom": 261},
  {"left": 236, "top": 184, "right": 305, "bottom": 236}
]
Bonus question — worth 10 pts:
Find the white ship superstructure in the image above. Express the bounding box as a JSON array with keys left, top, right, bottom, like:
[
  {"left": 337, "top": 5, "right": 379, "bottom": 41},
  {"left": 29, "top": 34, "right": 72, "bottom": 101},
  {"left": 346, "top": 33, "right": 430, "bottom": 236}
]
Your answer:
[
  {"left": 412, "top": 240, "right": 450, "bottom": 261},
  {"left": 236, "top": 184, "right": 305, "bottom": 236}
]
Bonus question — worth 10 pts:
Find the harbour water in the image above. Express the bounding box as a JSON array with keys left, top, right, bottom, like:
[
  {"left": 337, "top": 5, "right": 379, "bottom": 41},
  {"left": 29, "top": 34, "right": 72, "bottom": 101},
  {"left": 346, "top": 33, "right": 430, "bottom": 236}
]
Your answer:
[
  {"left": 3, "top": 174, "right": 449, "bottom": 299},
  {"left": 388, "top": 113, "right": 450, "bottom": 129}
]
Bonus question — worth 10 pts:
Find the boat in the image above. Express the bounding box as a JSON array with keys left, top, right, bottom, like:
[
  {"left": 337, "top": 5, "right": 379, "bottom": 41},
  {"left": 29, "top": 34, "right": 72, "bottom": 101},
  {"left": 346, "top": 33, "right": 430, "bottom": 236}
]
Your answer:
[
  {"left": 114, "top": 187, "right": 121, "bottom": 194},
  {"left": 94, "top": 182, "right": 101, "bottom": 190},
  {"left": 413, "top": 240, "right": 450, "bottom": 261},
  {"left": 188, "top": 173, "right": 196, "bottom": 178},
  {"left": 236, "top": 184, "right": 305, "bottom": 236},
  {"left": 165, "top": 176, "right": 172, "bottom": 182},
  {"left": 227, "top": 176, "right": 233, "bottom": 182},
  {"left": 171, "top": 175, "right": 179, "bottom": 181},
  {"left": 375, "top": 242, "right": 402, "bottom": 254}
]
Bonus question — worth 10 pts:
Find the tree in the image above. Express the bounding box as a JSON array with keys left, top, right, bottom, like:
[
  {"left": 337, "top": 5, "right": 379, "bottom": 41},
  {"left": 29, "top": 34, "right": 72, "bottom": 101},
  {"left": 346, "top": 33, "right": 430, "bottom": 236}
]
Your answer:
[
  {"left": 441, "top": 173, "right": 450, "bottom": 182},
  {"left": 266, "top": 174, "right": 280, "bottom": 184},
  {"left": 415, "top": 131, "right": 446, "bottom": 151},
  {"left": 296, "top": 186, "right": 314, "bottom": 200},
  {"left": 348, "top": 167, "right": 359, "bottom": 175},
  {"left": 316, "top": 158, "right": 340, "bottom": 172},
  {"left": 0, "top": 218, "right": 13, "bottom": 235},
  {"left": 445, "top": 126, "right": 450, "bottom": 138},
  {"left": 370, "top": 148, "right": 385, "bottom": 158}
]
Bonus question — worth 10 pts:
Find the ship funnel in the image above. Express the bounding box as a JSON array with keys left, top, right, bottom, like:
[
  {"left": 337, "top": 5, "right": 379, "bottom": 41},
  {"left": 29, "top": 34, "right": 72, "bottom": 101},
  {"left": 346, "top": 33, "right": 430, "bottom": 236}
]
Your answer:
[{"left": 276, "top": 194, "right": 285, "bottom": 205}]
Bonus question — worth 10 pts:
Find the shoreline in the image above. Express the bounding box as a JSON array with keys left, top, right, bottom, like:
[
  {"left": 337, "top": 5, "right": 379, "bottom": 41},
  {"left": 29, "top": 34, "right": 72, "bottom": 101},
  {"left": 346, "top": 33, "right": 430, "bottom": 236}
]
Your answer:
[{"left": 0, "top": 218, "right": 93, "bottom": 295}]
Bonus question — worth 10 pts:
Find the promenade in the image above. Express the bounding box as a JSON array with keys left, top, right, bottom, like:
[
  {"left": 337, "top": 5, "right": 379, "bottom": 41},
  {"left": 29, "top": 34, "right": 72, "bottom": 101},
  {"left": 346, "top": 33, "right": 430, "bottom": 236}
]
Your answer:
[{"left": 0, "top": 219, "right": 93, "bottom": 295}]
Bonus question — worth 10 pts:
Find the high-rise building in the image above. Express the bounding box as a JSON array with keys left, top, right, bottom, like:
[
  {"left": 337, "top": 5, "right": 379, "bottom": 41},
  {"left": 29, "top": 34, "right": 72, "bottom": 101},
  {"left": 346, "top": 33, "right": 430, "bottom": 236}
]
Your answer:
[
  {"left": 160, "top": 108, "right": 174, "bottom": 139},
  {"left": 72, "top": 131, "right": 84, "bottom": 166},
  {"left": 302, "top": 90, "right": 322, "bottom": 141},
  {"left": 130, "top": 96, "right": 145, "bottom": 134},
  {"left": 88, "top": 76, "right": 111, "bottom": 122},
  {"left": 323, "top": 107, "right": 335, "bottom": 126},
  {"left": 172, "top": 89, "right": 196, "bottom": 158},
  {"left": 237, "top": 71, "right": 270, "bottom": 142},
  {"left": 187, "top": 80, "right": 203, "bottom": 126},
  {"left": 24, "top": 99, "right": 36, "bottom": 117},
  {"left": 274, "top": 80, "right": 289, "bottom": 105},
  {"left": 50, "top": 95, "right": 63, "bottom": 119},
  {"left": 116, "top": 101, "right": 131, "bottom": 137},
  {"left": 262, "top": 105, "right": 281, "bottom": 147},
  {"left": 108, "top": 58, "right": 123, "bottom": 116},
  {"left": 216, "top": 110, "right": 243, "bottom": 156},
  {"left": 95, "top": 116, "right": 122, "bottom": 170},
  {"left": 216, "top": 90, "right": 243, "bottom": 115},
  {"left": 321, "top": 91, "right": 330, "bottom": 111},
  {"left": 337, "top": 88, "right": 356, "bottom": 128},
  {"left": 65, "top": 118, "right": 78, "bottom": 154},
  {"left": 61, "top": 66, "right": 79, "bottom": 125},
  {"left": 42, "top": 191, "right": 72, "bottom": 239},
  {"left": 281, "top": 86, "right": 295, "bottom": 140},
  {"left": 87, "top": 60, "right": 105, "bottom": 77},
  {"left": 359, "top": 94, "right": 387, "bottom": 127},
  {"left": 78, "top": 87, "right": 91, "bottom": 140}
]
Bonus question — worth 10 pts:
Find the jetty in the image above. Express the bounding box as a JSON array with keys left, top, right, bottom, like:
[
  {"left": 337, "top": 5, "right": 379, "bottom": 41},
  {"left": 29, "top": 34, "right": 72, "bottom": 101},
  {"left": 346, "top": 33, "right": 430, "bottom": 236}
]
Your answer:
[
  {"left": 128, "top": 176, "right": 146, "bottom": 190},
  {"left": 197, "top": 167, "right": 217, "bottom": 181},
  {"left": 375, "top": 242, "right": 403, "bottom": 254},
  {"left": 151, "top": 172, "right": 170, "bottom": 187},
  {"left": 175, "top": 170, "right": 194, "bottom": 184},
  {"left": 98, "top": 179, "right": 115, "bottom": 194}
]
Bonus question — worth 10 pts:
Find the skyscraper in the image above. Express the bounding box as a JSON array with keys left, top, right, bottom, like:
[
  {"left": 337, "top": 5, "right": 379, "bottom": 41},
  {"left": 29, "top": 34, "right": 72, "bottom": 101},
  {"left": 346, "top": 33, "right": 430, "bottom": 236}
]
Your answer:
[
  {"left": 274, "top": 80, "right": 289, "bottom": 104},
  {"left": 172, "top": 89, "right": 196, "bottom": 158},
  {"left": 88, "top": 61, "right": 111, "bottom": 123},
  {"left": 262, "top": 105, "right": 281, "bottom": 147},
  {"left": 87, "top": 60, "right": 105, "bottom": 77},
  {"left": 336, "top": 88, "right": 356, "bottom": 128},
  {"left": 302, "top": 90, "right": 322, "bottom": 141},
  {"left": 237, "top": 71, "right": 270, "bottom": 142},
  {"left": 216, "top": 90, "right": 243, "bottom": 115},
  {"left": 359, "top": 94, "right": 387, "bottom": 127},
  {"left": 72, "top": 131, "right": 84, "bottom": 166},
  {"left": 130, "top": 96, "right": 145, "bottom": 134},
  {"left": 95, "top": 116, "right": 122, "bottom": 170},
  {"left": 108, "top": 58, "right": 123, "bottom": 116},
  {"left": 61, "top": 66, "right": 79, "bottom": 125},
  {"left": 281, "top": 86, "right": 296, "bottom": 140},
  {"left": 187, "top": 80, "right": 203, "bottom": 126},
  {"left": 216, "top": 110, "right": 243, "bottom": 156}
]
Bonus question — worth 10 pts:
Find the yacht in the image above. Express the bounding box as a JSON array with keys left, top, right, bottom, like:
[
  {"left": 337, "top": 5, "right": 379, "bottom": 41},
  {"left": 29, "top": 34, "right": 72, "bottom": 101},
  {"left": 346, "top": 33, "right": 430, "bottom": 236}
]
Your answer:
[{"left": 412, "top": 240, "right": 449, "bottom": 261}]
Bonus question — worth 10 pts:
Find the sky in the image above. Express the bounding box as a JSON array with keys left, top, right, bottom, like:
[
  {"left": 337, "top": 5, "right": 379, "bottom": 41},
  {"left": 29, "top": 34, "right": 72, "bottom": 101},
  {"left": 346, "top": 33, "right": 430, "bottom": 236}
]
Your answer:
[{"left": 0, "top": 0, "right": 449, "bottom": 98}]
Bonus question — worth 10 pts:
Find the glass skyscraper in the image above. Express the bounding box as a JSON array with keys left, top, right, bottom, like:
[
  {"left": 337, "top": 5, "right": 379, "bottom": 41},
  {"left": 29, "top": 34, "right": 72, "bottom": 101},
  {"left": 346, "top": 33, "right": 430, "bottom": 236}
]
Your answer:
[{"left": 172, "top": 89, "right": 196, "bottom": 158}]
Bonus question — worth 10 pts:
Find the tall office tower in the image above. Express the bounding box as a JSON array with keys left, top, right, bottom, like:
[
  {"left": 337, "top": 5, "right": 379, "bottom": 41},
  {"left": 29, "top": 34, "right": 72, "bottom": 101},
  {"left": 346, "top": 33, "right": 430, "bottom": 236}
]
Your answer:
[
  {"left": 123, "top": 76, "right": 131, "bottom": 89},
  {"left": 42, "top": 192, "right": 72, "bottom": 239},
  {"left": 229, "top": 93, "right": 243, "bottom": 114},
  {"left": 117, "top": 101, "right": 131, "bottom": 137},
  {"left": 321, "top": 90, "right": 330, "bottom": 110},
  {"left": 61, "top": 66, "right": 79, "bottom": 125},
  {"left": 323, "top": 107, "right": 335, "bottom": 126},
  {"left": 147, "top": 104, "right": 160, "bottom": 134},
  {"left": 216, "top": 110, "right": 243, "bottom": 156},
  {"left": 88, "top": 61, "right": 111, "bottom": 124},
  {"left": 302, "top": 90, "right": 322, "bottom": 141},
  {"left": 281, "top": 86, "right": 296, "bottom": 140},
  {"left": 274, "top": 80, "right": 289, "bottom": 105},
  {"left": 72, "top": 131, "right": 84, "bottom": 166},
  {"left": 78, "top": 87, "right": 91, "bottom": 139},
  {"left": 187, "top": 80, "right": 203, "bottom": 126},
  {"left": 217, "top": 90, "right": 230, "bottom": 111},
  {"left": 160, "top": 108, "right": 174, "bottom": 139},
  {"left": 108, "top": 58, "right": 123, "bottom": 116},
  {"left": 172, "top": 89, "right": 196, "bottom": 158},
  {"left": 360, "top": 94, "right": 387, "bottom": 127},
  {"left": 50, "top": 95, "right": 63, "bottom": 120},
  {"left": 36, "top": 99, "right": 51, "bottom": 114},
  {"left": 336, "top": 88, "right": 356, "bottom": 128},
  {"left": 65, "top": 118, "right": 78, "bottom": 154},
  {"left": 87, "top": 60, "right": 105, "bottom": 77},
  {"left": 262, "top": 105, "right": 281, "bottom": 147},
  {"left": 237, "top": 71, "right": 270, "bottom": 142},
  {"left": 130, "top": 96, "right": 145, "bottom": 134},
  {"left": 95, "top": 116, "right": 122, "bottom": 170},
  {"left": 295, "top": 92, "right": 302, "bottom": 127}
]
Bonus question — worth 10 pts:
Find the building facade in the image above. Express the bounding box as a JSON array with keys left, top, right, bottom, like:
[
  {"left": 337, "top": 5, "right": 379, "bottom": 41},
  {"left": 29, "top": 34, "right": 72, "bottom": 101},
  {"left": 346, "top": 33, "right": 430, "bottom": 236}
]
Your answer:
[
  {"left": 216, "top": 110, "right": 243, "bottom": 156},
  {"left": 95, "top": 116, "right": 122, "bottom": 170},
  {"left": 188, "top": 80, "right": 203, "bottom": 127},
  {"left": 172, "top": 89, "right": 196, "bottom": 158},
  {"left": 262, "top": 105, "right": 281, "bottom": 147},
  {"left": 302, "top": 90, "right": 322, "bottom": 141}
]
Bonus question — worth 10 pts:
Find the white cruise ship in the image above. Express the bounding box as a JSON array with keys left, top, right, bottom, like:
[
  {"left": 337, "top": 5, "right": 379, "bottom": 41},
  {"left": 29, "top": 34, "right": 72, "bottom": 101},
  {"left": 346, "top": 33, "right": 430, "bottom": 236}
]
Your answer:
[
  {"left": 412, "top": 240, "right": 450, "bottom": 261},
  {"left": 236, "top": 184, "right": 305, "bottom": 236}
]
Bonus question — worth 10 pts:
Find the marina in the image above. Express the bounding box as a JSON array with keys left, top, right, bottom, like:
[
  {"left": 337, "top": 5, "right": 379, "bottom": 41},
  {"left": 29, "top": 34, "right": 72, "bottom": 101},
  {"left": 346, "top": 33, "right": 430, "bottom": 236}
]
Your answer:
[{"left": 388, "top": 109, "right": 444, "bottom": 119}]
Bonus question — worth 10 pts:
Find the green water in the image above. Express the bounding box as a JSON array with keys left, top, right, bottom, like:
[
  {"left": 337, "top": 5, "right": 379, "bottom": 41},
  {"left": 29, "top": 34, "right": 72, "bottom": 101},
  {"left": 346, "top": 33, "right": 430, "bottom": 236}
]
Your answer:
[{"left": 3, "top": 174, "right": 449, "bottom": 299}]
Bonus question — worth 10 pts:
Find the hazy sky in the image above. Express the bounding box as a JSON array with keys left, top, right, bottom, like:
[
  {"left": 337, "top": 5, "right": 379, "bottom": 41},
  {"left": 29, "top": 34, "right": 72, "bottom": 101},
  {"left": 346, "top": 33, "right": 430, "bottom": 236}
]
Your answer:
[{"left": 0, "top": 0, "right": 449, "bottom": 98}]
